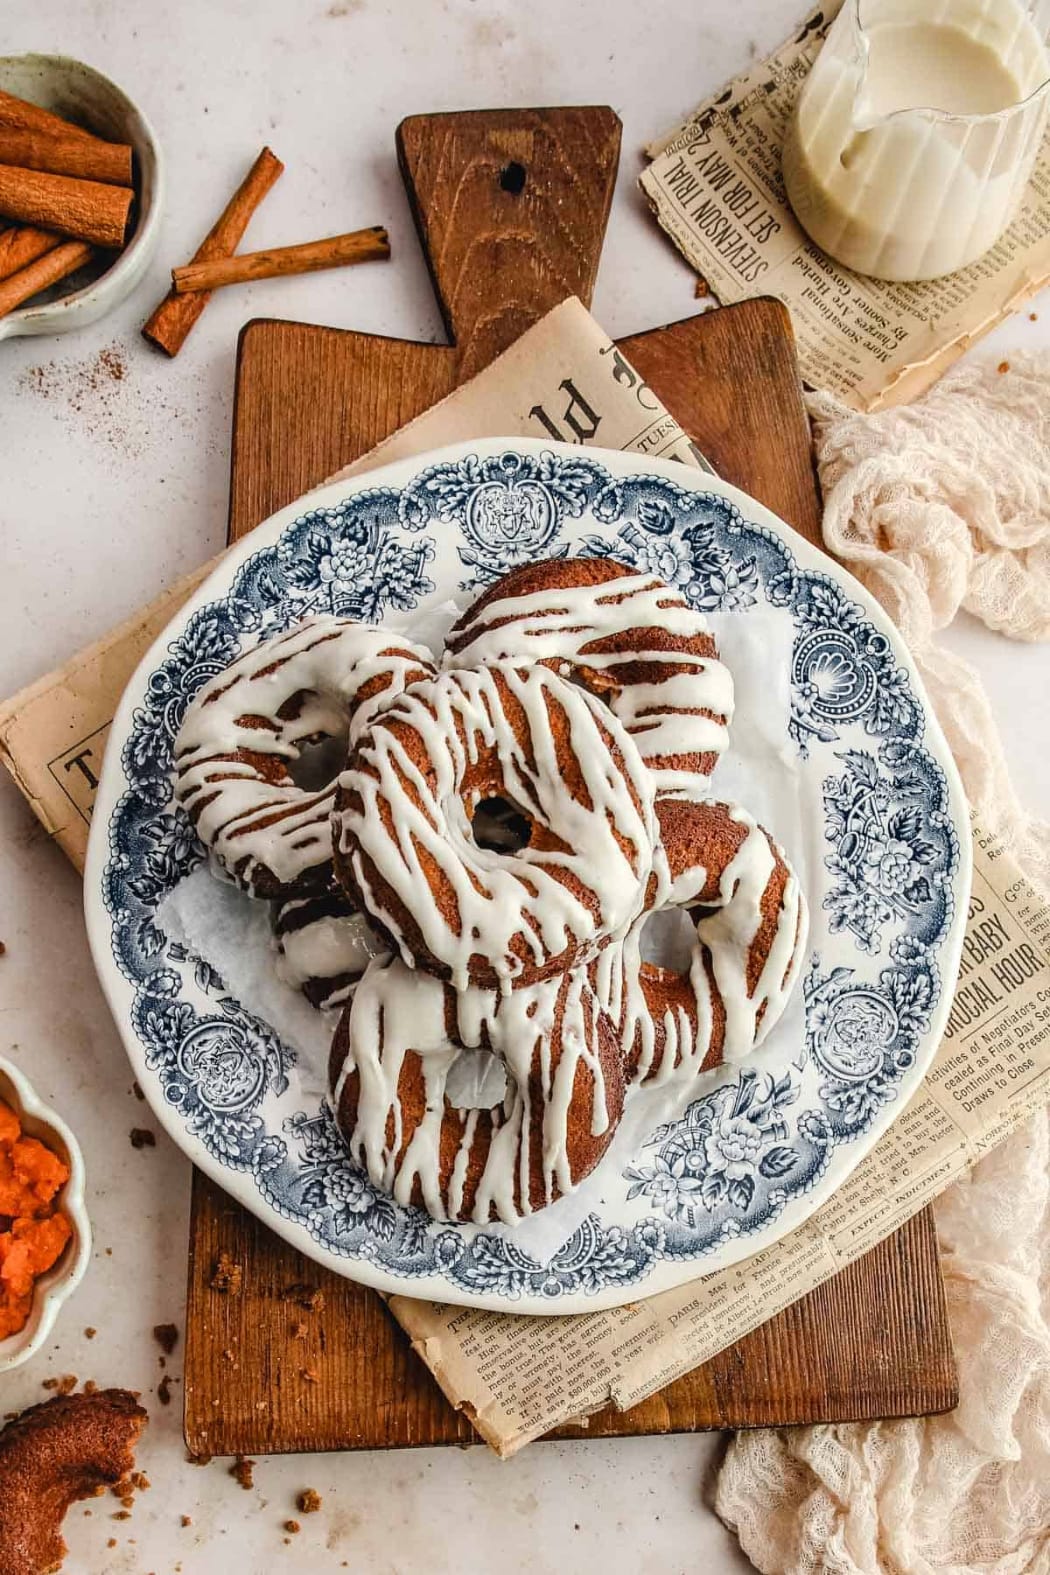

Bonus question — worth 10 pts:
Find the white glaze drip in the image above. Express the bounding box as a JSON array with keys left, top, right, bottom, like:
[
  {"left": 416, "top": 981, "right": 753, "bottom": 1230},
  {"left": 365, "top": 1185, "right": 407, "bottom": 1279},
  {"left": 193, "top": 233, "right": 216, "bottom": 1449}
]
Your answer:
[
  {"left": 694, "top": 809, "right": 808, "bottom": 1063},
  {"left": 174, "top": 616, "right": 434, "bottom": 893}
]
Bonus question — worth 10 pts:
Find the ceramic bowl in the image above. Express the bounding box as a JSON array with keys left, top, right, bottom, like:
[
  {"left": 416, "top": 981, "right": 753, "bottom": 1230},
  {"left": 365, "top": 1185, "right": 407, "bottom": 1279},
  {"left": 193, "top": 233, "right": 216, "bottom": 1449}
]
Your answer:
[
  {"left": 0, "top": 1056, "right": 92, "bottom": 1373},
  {"left": 0, "top": 53, "right": 164, "bottom": 343}
]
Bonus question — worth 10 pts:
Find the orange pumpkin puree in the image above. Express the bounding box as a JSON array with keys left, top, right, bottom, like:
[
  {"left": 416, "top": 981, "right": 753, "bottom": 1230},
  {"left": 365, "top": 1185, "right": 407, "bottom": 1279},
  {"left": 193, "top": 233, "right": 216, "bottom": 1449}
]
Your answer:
[{"left": 0, "top": 1098, "right": 72, "bottom": 1340}]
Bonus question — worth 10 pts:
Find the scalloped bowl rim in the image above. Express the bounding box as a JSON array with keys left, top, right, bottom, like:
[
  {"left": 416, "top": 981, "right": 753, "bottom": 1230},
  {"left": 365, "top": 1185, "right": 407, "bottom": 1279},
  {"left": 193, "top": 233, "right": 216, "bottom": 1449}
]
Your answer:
[{"left": 0, "top": 1056, "right": 92, "bottom": 1373}]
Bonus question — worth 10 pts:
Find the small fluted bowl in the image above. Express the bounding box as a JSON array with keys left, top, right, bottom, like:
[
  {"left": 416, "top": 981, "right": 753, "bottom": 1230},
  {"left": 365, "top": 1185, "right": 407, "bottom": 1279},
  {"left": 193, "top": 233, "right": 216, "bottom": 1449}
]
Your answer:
[
  {"left": 0, "top": 1056, "right": 91, "bottom": 1373},
  {"left": 0, "top": 53, "right": 164, "bottom": 342}
]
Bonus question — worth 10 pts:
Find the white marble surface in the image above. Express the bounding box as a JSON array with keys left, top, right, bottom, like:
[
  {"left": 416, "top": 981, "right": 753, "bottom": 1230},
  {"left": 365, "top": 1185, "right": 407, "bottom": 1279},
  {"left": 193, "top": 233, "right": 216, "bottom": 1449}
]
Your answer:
[{"left": 1, "top": 1, "right": 1048, "bottom": 1571}]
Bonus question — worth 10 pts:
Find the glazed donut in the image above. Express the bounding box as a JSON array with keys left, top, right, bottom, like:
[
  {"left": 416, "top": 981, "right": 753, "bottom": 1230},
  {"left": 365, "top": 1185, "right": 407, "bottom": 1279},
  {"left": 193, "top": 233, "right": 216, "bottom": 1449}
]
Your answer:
[
  {"left": 444, "top": 556, "right": 734, "bottom": 799},
  {"left": 328, "top": 954, "right": 625, "bottom": 1223},
  {"left": 333, "top": 663, "right": 657, "bottom": 989},
  {"left": 273, "top": 887, "right": 389, "bottom": 1011},
  {"left": 174, "top": 616, "right": 434, "bottom": 897},
  {"left": 596, "top": 799, "right": 808, "bottom": 1088}
]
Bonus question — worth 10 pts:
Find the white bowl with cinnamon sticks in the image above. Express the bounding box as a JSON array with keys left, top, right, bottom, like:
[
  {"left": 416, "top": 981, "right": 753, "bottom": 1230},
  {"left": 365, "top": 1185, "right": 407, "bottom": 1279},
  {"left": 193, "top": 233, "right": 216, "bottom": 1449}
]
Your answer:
[{"left": 0, "top": 53, "right": 163, "bottom": 341}]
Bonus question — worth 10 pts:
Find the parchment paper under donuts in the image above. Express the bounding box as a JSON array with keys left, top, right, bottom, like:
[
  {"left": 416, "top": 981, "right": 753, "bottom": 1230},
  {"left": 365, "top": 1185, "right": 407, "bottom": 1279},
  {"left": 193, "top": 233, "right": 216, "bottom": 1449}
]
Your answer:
[{"left": 171, "top": 555, "right": 808, "bottom": 1227}]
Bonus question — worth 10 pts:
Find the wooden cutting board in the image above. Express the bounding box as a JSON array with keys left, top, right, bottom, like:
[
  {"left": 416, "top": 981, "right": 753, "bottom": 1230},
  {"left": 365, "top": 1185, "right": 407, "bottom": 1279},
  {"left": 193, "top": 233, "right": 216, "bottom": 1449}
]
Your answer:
[{"left": 183, "top": 108, "right": 957, "bottom": 1456}]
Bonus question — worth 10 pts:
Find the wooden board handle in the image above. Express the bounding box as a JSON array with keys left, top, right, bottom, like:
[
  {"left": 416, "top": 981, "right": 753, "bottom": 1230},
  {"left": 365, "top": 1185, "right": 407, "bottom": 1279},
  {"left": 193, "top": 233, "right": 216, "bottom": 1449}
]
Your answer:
[{"left": 396, "top": 107, "right": 621, "bottom": 380}]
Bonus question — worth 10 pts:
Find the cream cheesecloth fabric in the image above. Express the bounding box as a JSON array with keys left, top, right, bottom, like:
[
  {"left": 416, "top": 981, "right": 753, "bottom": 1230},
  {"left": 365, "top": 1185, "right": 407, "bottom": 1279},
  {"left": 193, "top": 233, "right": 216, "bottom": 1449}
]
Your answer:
[{"left": 714, "top": 356, "right": 1050, "bottom": 1575}]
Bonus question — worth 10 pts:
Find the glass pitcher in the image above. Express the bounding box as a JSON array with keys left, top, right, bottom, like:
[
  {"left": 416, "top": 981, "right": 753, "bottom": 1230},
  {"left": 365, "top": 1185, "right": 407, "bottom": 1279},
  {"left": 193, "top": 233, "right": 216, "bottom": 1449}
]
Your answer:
[{"left": 782, "top": 0, "right": 1050, "bottom": 280}]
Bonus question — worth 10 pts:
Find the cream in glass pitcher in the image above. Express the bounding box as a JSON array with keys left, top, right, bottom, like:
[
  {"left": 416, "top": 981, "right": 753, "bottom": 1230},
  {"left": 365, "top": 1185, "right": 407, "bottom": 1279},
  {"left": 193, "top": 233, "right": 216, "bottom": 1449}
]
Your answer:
[{"left": 782, "top": 0, "right": 1050, "bottom": 280}]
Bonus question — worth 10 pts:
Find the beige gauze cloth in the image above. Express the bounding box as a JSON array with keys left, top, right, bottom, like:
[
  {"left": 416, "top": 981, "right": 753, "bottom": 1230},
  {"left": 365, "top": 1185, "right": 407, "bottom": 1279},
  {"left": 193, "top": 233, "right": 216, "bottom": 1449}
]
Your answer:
[{"left": 715, "top": 355, "right": 1050, "bottom": 1575}]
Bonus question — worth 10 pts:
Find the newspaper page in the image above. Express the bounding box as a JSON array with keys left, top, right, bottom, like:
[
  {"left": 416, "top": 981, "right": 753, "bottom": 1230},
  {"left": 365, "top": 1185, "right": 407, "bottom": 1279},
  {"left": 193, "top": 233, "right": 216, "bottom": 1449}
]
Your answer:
[
  {"left": 640, "top": 4, "right": 1050, "bottom": 411},
  {"left": 0, "top": 296, "right": 707, "bottom": 873},
  {"left": 390, "top": 812, "right": 1050, "bottom": 1455}
]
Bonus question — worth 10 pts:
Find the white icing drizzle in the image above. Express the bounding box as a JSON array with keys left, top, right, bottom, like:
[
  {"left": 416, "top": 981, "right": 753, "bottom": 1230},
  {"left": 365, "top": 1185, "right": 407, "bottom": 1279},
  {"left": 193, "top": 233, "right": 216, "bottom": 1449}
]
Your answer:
[
  {"left": 174, "top": 616, "right": 434, "bottom": 894},
  {"left": 446, "top": 571, "right": 735, "bottom": 796},
  {"left": 693, "top": 808, "right": 808, "bottom": 1063},
  {"left": 334, "top": 664, "right": 657, "bottom": 989},
  {"left": 333, "top": 955, "right": 619, "bottom": 1224}
]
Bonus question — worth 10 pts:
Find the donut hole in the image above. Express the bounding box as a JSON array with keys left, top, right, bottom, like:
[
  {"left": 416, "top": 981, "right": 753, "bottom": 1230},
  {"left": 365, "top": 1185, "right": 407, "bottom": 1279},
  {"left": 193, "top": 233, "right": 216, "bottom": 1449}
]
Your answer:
[
  {"left": 639, "top": 907, "right": 701, "bottom": 974},
  {"left": 445, "top": 1046, "right": 509, "bottom": 1109},
  {"left": 287, "top": 730, "right": 349, "bottom": 792},
  {"left": 471, "top": 795, "right": 533, "bottom": 854}
]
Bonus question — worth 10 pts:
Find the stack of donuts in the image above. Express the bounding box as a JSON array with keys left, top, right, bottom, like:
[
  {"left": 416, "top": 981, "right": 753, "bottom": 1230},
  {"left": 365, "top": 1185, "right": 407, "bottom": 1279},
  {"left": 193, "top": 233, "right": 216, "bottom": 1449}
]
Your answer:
[{"left": 174, "top": 557, "right": 807, "bottom": 1226}]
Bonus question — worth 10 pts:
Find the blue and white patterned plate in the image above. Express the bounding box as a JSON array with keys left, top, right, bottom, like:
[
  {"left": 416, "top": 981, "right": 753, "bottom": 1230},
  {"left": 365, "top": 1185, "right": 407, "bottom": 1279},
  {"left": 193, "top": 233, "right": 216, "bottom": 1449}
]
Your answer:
[{"left": 84, "top": 439, "right": 970, "bottom": 1314}]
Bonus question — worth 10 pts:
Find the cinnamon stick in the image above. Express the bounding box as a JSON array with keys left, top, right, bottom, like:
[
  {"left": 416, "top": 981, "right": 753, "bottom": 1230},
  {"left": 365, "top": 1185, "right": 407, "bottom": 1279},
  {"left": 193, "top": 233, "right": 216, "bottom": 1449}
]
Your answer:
[
  {"left": 171, "top": 226, "right": 390, "bottom": 293},
  {"left": 142, "top": 146, "right": 284, "bottom": 357},
  {"left": 0, "top": 239, "right": 94, "bottom": 319},
  {"left": 0, "top": 128, "right": 132, "bottom": 187},
  {"left": 0, "top": 88, "right": 102, "bottom": 144},
  {"left": 0, "top": 165, "right": 132, "bottom": 247},
  {"left": 0, "top": 224, "right": 62, "bottom": 283}
]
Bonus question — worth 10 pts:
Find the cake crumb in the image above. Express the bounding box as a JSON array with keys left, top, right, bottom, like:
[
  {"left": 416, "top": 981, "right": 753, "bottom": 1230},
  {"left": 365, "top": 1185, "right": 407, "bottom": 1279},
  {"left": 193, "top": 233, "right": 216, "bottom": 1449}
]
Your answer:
[
  {"left": 132, "top": 1080, "right": 146, "bottom": 1100},
  {"left": 129, "top": 1128, "right": 156, "bottom": 1149},
  {"left": 181, "top": 1515, "right": 193, "bottom": 1527},
  {"left": 84, "top": 1327, "right": 97, "bottom": 1339},
  {"left": 211, "top": 1250, "right": 243, "bottom": 1296},
  {"left": 998, "top": 360, "right": 1010, "bottom": 373},
  {"left": 297, "top": 1488, "right": 322, "bottom": 1514},
  {"left": 112, "top": 1510, "right": 132, "bottom": 1522},
  {"left": 230, "top": 1455, "right": 255, "bottom": 1490},
  {"left": 107, "top": 1538, "right": 118, "bottom": 1549},
  {"left": 42, "top": 1374, "right": 78, "bottom": 1395},
  {"left": 291, "top": 1321, "right": 308, "bottom": 1339},
  {"left": 157, "top": 1375, "right": 174, "bottom": 1407},
  {"left": 153, "top": 1322, "right": 178, "bottom": 1355},
  {"left": 83, "top": 1379, "right": 98, "bottom": 1395},
  {"left": 131, "top": 1471, "right": 150, "bottom": 1492},
  {"left": 187, "top": 1451, "right": 212, "bottom": 1467},
  {"left": 300, "top": 1368, "right": 321, "bottom": 1384},
  {"left": 284, "top": 1520, "right": 301, "bottom": 1534},
  {"left": 1030, "top": 312, "right": 1039, "bottom": 321},
  {"left": 694, "top": 277, "right": 709, "bottom": 297},
  {"left": 279, "top": 1283, "right": 324, "bottom": 1311}
]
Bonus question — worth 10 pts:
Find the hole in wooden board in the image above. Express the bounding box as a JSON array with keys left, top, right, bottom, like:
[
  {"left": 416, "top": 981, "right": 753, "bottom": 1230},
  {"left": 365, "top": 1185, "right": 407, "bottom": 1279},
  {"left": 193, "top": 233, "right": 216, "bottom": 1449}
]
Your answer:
[{"left": 499, "top": 161, "right": 527, "bottom": 195}]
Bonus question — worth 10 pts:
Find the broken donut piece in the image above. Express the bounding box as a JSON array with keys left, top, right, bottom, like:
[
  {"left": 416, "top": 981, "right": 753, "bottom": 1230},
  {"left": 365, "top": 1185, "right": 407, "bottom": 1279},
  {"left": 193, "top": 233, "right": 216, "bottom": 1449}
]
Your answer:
[{"left": 0, "top": 1388, "right": 147, "bottom": 1575}]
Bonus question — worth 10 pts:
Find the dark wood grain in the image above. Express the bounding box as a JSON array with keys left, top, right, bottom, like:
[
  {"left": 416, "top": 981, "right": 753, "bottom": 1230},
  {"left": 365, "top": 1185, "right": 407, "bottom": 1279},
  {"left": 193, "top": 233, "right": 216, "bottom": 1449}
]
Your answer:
[
  {"left": 397, "top": 108, "right": 621, "bottom": 379},
  {"left": 620, "top": 304, "right": 822, "bottom": 550},
  {"left": 186, "top": 107, "right": 957, "bottom": 1457},
  {"left": 186, "top": 1170, "right": 955, "bottom": 1453}
]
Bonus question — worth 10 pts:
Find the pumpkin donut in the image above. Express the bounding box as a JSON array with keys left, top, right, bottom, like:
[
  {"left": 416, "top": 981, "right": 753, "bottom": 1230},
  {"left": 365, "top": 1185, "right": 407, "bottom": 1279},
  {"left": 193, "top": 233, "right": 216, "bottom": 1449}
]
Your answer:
[
  {"left": 600, "top": 799, "right": 808, "bottom": 1088},
  {"left": 0, "top": 1390, "right": 148, "bottom": 1575},
  {"left": 444, "top": 555, "right": 734, "bottom": 800},
  {"left": 328, "top": 955, "right": 625, "bottom": 1224},
  {"left": 174, "top": 616, "right": 434, "bottom": 897},
  {"left": 332, "top": 663, "right": 657, "bottom": 989}
]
